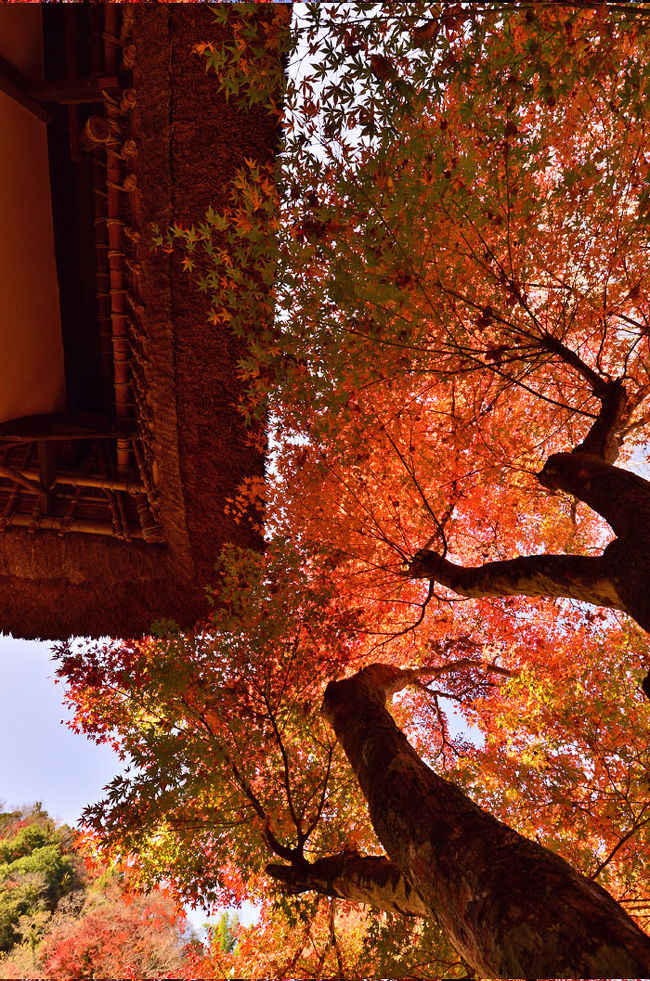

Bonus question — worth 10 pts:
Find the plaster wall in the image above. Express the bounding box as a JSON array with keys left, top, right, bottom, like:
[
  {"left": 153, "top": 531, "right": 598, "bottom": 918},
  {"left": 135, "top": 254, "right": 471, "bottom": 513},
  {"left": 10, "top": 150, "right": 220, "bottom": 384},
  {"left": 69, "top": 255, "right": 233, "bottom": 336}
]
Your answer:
[{"left": 0, "top": 90, "right": 66, "bottom": 424}]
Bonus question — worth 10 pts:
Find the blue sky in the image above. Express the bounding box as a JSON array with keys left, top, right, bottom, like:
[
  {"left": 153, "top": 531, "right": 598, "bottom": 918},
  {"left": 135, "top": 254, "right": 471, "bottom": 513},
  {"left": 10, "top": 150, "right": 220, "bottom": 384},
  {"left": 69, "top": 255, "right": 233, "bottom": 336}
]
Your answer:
[{"left": 0, "top": 635, "right": 121, "bottom": 826}]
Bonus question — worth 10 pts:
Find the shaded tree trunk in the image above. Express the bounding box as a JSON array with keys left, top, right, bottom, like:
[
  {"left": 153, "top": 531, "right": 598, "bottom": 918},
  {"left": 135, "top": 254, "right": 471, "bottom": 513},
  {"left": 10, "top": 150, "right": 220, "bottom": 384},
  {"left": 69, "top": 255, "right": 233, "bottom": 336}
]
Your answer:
[{"left": 322, "top": 663, "right": 650, "bottom": 978}]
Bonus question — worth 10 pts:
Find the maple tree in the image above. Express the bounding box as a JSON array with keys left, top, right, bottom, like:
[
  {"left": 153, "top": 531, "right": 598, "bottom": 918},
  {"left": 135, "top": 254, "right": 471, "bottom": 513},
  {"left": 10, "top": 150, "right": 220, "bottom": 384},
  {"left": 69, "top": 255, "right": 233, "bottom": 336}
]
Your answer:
[
  {"left": 55, "top": 2, "right": 650, "bottom": 977},
  {"left": 35, "top": 886, "right": 190, "bottom": 981},
  {"left": 0, "top": 806, "right": 194, "bottom": 979}
]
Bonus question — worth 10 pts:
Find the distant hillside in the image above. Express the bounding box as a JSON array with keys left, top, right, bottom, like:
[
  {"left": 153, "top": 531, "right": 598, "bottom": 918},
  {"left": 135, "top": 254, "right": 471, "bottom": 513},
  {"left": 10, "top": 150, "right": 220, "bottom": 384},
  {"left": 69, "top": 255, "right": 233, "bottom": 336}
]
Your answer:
[{"left": 0, "top": 804, "right": 195, "bottom": 979}]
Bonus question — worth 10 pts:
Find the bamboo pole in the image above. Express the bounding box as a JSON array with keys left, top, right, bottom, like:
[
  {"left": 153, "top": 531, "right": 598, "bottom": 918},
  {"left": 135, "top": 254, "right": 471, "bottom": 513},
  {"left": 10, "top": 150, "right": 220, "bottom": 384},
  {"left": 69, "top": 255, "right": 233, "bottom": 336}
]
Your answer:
[
  {"left": 136, "top": 494, "right": 166, "bottom": 544},
  {"left": 4, "top": 513, "right": 144, "bottom": 539},
  {"left": 0, "top": 483, "right": 20, "bottom": 531},
  {"left": 28, "top": 498, "right": 42, "bottom": 534},
  {"left": 58, "top": 486, "right": 82, "bottom": 537},
  {"left": 104, "top": 5, "right": 131, "bottom": 477},
  {"left": 0, "top": 446, "right": 33, "bottom": 529},
  {"left": 82, "top": 114, "right": 111, "bottom": 148},
  {"left": 93, "top": 187, "right": 113, "bottom": 409},
  {"left": 131, "top": 438, "right": 165, "bottom": 543},
  {"left": 17, "top": 468, "right": 144, "bottom": 495},
  {"left": 116, "top": 491, "right": 132, "bottom": 542},
  {"left": 0, "top": 465, "right": 38, "bottom": 493},
  {"left": 105, "top": 487, "right": 121, "bottom": 538}
]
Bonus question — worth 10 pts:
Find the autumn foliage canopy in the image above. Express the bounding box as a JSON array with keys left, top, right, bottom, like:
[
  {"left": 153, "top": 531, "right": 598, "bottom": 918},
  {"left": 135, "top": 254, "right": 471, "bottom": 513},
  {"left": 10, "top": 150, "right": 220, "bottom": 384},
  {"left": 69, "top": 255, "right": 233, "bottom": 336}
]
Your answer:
[{"left": 57, "top": 3, "right": 650, "bottom": 977}]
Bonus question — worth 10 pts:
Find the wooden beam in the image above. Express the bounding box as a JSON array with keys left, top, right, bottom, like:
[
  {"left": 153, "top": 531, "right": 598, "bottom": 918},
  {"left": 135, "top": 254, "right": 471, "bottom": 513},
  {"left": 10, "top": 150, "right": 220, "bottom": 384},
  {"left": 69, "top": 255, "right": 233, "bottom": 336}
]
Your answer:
[
  {"left": 0, "top": 54, "right": 50, "bottom": 123},
  {"left": 0, "top": 413, "right": 135, "bottom": 443},
  {"left": 30, "top": 76, "right": 120, "bottom": 106}
]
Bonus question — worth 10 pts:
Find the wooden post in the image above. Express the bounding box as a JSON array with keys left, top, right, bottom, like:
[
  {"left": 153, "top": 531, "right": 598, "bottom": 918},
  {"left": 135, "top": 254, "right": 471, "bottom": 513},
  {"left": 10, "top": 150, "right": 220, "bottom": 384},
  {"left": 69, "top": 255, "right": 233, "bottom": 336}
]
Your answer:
[{"left": 37, "top": 442, "right": 56, "bottom": 514}]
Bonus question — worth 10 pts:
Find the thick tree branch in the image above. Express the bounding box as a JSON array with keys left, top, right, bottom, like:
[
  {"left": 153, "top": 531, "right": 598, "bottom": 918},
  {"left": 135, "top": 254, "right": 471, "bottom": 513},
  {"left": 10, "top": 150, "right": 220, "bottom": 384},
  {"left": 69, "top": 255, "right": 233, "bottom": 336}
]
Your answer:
[
  {"left": 569, "top": 377, "right": 630, "bottom": 464},
  {"left": 410, "top": 534, "right": 650, "bottom": 639},
  {"left": 538, "top": 333, "right": 607, "bottom": 400},
  {"left": 537, "top": 451, "right": 650, "bottom": 538},
  {"left": 267, "top": 852, "right": 428, "bottom": 917},
  {"left": 409, "top": 550, "right": 624, "bottom": 611},
  {"left": 409, "top": 375, "right": 650, "bottom": 644},
  {"left": 322, "top": 664, "right": 650, "bottom": 977}
]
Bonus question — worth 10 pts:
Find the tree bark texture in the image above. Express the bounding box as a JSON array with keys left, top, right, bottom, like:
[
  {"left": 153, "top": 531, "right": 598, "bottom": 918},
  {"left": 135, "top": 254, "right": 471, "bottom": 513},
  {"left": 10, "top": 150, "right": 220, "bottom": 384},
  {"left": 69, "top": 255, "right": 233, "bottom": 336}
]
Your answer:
[
  {"left": 322, "top": 663, "right": 650, "bottom": 978},
  {"left": 267, "top": 853, "right": 428, "bottom": 917},
  {"left": 410, "top": 548, "right": 625, "bottom": 610}
]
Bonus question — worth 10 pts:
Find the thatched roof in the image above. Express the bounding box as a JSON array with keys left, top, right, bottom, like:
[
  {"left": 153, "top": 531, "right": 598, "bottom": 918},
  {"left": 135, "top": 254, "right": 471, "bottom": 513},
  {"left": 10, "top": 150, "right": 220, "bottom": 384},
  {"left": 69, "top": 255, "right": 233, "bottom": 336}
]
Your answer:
[{"left": 0, "top": 4, "right": 286, "bottom": 639}]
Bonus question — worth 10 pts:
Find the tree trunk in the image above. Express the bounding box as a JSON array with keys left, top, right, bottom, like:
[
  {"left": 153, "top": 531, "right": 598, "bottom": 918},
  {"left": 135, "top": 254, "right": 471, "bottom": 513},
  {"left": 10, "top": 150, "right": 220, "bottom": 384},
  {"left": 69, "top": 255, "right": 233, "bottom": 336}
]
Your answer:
[{"left": 322, "top": 663, "right": 650, "bottom": 978}]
